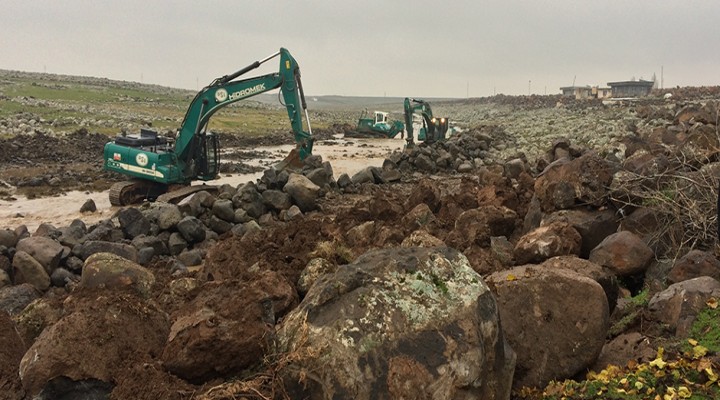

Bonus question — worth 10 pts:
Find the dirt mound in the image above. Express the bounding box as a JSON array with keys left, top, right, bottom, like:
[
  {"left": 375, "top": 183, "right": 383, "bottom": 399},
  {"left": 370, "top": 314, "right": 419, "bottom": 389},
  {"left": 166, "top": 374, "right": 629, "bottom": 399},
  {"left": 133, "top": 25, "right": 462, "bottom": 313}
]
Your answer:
[
  {"left": 18, "top": 288, "right": 170, "bottom": 398},
  {"left": 0, "top": 129, "right": 116, "bottom": 199},
  {"left": 204, "top": 174, "right": 532, "bottom": 287},
  {"left": 0, "top": 129, "right": 108, "bottom": 166}
]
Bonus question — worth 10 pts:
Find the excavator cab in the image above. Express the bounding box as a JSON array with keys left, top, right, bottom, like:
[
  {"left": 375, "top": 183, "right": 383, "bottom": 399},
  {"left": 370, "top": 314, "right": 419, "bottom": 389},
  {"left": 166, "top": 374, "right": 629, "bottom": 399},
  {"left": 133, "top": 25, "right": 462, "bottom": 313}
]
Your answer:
[
  {"left": 374, "top": 111, "right": 389, "bottom": 125},
  {"left": 195, "top": 133, "right": 219, "bottom": 181},
  {"left": 427, "top": 117, "right": 450, "bottom": 144}
]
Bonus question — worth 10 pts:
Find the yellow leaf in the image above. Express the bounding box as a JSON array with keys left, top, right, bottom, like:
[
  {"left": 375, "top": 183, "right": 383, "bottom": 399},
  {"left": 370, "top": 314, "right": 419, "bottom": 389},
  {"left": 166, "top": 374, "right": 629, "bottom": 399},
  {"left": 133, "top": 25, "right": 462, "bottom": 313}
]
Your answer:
[
  {"left": 650, "top": 357, "right": 667, "bottom": 369},
  {"left": 506, "top": 274, "right": 516, "bottom": 281},
  {"left": 677, "top": 386, "right": 692, "bottom": 398},
  {"left": 650, "top": 347, "right": 667, "bottom": 369},
  {"left": 693, "top": 344, "right": 708, "bottom": 359},
  {"left": 688, "top": 338, "right": 698, "bottom": 346},
  {"left": 707, "top": 297, "right": 718, "bottom": 309},
  {"left": 664, "top": 387, "right": 676, "bottom": 400},
  {"left": 705, "top": 366, "right": 718, "bottom": 383},
  {"left": 635, "top": 381, "right": 644, "bottom": 390}
]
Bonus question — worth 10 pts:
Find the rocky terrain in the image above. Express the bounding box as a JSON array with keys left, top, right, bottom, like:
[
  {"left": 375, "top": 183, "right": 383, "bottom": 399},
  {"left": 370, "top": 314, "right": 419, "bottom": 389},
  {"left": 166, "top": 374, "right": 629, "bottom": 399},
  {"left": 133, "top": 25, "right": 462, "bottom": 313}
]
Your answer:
[{"left": 2, "top": 71, "right": 720, "bottom": 399}]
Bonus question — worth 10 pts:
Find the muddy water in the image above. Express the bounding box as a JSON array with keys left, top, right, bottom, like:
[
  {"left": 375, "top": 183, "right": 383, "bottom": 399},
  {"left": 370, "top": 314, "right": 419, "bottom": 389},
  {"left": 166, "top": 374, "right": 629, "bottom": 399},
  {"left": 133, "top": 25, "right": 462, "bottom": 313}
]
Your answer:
[{"left": 0, "top": 136, "right": 406, "bottom": 232}]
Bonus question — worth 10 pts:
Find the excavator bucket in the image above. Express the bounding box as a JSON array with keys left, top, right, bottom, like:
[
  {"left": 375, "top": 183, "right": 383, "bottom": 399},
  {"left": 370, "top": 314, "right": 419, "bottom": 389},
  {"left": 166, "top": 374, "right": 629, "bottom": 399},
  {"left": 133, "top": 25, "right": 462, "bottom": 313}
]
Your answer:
[{"left": 275, "top": 147, "right": 304, "bottom": 171}]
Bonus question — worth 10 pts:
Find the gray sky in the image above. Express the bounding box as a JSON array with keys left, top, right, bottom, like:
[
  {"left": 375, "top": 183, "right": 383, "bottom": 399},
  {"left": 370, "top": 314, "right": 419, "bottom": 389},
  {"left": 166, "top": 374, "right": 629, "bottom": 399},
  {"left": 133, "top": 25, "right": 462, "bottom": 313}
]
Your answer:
[{"left": 1, "top": 0, "right": 718, "bottom": 98}]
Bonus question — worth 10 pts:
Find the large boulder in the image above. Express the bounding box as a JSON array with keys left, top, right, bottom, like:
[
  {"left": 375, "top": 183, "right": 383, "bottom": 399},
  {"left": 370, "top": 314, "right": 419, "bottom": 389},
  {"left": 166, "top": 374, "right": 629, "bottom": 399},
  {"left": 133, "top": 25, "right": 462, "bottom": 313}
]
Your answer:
[
  {"left": 117, "top": 207, "right": 151, "bottom": 239},
  {"left": 589, "top": 231, "right": 654, "bottom": 276},
  {"left": 487, "top": 265, "right": 609, "bottom": 389},
  {"left": 57, "top": 221, "right": 87, "bottom": 248},
  {"left": 15, "top": 237, "right": 64, "bottom": 273},
  {"left": 534, "top": 152, "right": 617, "bottom": 212},
  {"left": 80, "top": 252, "right": 155, "bottom": 297},
  {"left": 211, "top": 198, "right": 235, "bottom": 222},
  {"left": 18, "top": 292, "right": 169, "bottom": 398},
  {"left": 447, "top": 206, "right": 517, "bottom": 248},
  {"left": 406, "top": 178, "right": 442, "bottom": 213},
  {"left": 12, "top": 251, "right": 51, "bottom": 292},
  {"left": 142, "top": 202, "right": 182, "bottom": 230},
  {"left": 540, "top": 256, "right": 620, "bottom": 314},
  {"left": 591, "top": 332, "right": 656, "bottom": 373},
  {"left": 400, "top": 230, "right": 446, "bottom": 248},
  {"left": 401, "top": 203, "right": 436, "bottom": 231},
  {"left": 667, "top": 249, "right": 720, "bottom": 284},
  {"left": 513, "top": 221, "right": 582, "bottom": 265},
  {"left": 648, "top": 276, "right": 720, "bottom": 337},
  {"left": 284, "top": 173, "right": 321, "bottom": 212},
  {"left": 262, "top": 189, "right": 292, "bottom": 211},
  {"left": 162, "top": 271, "right": 297, "bottom": 382},
  {"left": 0, "top": 229, "right": 18, "bottom": 248},
  {"left": 351, "top": 167, "right": 376, "bottom": 185},
  {"left": 233, "top": 182, "right": 267, "bottom": 218},
  {"left": 73, "top": 240, "right": 138, "bottom": 263},
  {"left": 176, "top": 216, "right": 206, "bottom": 244},
  {"left": 0, "top": 284, "right": 41, "bottom": 316},
  {"left": 542, "top": 209, "right": 619, "bottom": 258},
  {"left": 277, "top": 247, "right": 516, "bottom": 400}
]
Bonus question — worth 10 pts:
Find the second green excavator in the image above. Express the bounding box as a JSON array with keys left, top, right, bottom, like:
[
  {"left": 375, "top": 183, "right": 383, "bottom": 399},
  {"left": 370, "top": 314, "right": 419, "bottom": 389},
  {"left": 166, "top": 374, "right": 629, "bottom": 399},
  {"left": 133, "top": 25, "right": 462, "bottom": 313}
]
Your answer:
[{"left": 403, "top": 97, "right": 449, "bottom": 146}]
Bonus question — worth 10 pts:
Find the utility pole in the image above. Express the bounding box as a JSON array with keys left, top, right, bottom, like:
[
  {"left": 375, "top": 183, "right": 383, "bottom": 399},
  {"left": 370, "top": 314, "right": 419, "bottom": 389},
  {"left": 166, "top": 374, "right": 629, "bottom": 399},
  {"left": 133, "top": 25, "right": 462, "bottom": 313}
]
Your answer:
[
  {"left": 528, "top": 80, "right": 531, "bottom": 95},
  {"left": 661, "top": 65, "right": 664, "bottom": 89}
]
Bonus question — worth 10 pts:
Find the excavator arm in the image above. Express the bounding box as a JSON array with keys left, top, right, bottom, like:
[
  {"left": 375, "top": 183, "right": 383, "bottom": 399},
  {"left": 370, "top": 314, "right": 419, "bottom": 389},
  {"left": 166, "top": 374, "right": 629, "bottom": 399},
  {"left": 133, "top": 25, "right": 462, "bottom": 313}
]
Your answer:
[
  {"left": 404, "top": 98, "right": 433, "bottom": 146},
  {"left": 175, "top": 48, "right": 313, "bottom": 172}
]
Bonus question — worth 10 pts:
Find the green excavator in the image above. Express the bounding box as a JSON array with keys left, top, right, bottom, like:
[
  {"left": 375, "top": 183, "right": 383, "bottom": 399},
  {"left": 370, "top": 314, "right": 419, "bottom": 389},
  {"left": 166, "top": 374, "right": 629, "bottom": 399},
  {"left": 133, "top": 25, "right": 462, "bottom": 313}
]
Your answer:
[
  {"left": 103, "top": 48, "right": 313, "bottom": 206},
  {"left": 346, "top": 109, "right": 405, "bottom": 139},
  {"left": 403, "top": 97, "right": 449, "bottom": 146}
]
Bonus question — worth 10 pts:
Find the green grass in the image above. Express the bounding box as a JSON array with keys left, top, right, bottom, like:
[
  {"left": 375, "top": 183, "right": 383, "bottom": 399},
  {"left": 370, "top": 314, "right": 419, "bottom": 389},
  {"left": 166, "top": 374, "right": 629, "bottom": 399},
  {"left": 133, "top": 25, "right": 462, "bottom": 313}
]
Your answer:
[
  {"left": 687, "top": 305, "right": 720, "bottom": 353},
  {"left": 608, "top": 289, "right": 650, "bottom": 338}
]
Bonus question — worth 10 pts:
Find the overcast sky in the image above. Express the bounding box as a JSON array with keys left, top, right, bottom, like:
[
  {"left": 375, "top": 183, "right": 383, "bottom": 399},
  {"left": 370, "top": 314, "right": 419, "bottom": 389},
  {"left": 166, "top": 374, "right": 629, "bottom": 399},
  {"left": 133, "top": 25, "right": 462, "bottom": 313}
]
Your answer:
[{"left": 1, "top": 1, "right": 718, "bottom": 98}]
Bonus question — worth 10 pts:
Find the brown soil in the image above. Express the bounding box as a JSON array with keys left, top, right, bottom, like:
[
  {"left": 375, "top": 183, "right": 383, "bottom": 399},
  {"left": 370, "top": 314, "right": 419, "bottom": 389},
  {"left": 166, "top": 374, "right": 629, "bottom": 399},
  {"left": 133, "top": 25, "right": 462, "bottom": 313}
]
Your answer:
[
  {"left": 0, "top": 312, "right": 25, "bottom": 399},
  {"left": 0, "top": 127, "right": 340, "bottom": 201},
  {"left": 204, "top": 174, "right": 531, "bottom": 289}
]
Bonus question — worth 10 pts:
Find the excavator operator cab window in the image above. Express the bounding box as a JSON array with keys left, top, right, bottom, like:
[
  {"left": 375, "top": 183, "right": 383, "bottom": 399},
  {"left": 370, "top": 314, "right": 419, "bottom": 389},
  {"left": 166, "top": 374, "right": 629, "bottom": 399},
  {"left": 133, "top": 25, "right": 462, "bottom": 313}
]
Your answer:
[
  {"left": 375, "top": 112, "right": 388, "bottom": 125},
  {"left": 196, "top": 133, "right": 219, "bottom": 180}
]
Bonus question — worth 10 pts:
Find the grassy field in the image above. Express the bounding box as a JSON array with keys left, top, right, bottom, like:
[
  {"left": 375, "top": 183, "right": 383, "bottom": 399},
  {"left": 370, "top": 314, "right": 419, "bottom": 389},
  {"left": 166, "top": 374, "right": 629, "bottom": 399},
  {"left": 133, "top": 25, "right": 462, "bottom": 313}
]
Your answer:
[{"left": 0, "top": 70, "right": 335, "bottom": 137}]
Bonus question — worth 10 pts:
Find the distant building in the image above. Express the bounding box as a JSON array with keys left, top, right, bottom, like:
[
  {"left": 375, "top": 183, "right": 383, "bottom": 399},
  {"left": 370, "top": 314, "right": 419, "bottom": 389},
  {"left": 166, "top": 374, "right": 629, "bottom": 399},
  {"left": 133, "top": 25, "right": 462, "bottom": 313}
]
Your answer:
[
  {"left": 592, "top": 86, "right": 612, "bottom": 99},
  {"left": 560, "top": 85, "right": 592, "bottom": 99},
  {"left": 607, "top": 79, "right": 655, "bottom": 98}
]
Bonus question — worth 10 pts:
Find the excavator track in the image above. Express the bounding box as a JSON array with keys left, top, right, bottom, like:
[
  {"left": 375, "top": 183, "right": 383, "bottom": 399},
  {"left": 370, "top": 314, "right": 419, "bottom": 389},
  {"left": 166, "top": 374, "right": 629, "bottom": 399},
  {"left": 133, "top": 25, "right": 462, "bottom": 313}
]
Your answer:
[{"left": 109, "top": 180, "right": 165, "bottom": 206}]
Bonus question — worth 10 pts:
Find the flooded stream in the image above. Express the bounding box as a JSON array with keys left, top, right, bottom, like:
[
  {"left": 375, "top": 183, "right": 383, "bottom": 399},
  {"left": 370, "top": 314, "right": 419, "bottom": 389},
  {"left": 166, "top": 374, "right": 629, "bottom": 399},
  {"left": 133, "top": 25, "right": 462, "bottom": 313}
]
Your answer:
[{"left": 0, "top": 136, "right": 406, "bottom": 232}]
